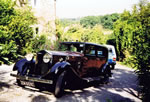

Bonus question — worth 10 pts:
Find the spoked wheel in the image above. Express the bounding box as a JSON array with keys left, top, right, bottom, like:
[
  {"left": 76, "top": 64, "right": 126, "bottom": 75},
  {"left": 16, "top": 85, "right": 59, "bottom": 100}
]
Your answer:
[{"left": 54, "top": 71, "right": 67, "bottom": 98}]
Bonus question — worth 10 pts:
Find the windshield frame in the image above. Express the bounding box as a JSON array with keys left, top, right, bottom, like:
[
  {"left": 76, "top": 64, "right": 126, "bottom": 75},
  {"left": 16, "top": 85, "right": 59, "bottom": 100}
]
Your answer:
[{"left": 59, "top": 42, "right": 85, "bottom": 53}]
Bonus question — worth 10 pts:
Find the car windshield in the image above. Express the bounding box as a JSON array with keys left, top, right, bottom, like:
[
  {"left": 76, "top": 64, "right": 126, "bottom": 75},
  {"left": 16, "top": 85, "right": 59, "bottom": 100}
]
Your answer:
[{"left": 59, "top": 43, "right": 84, "bottom": 53}]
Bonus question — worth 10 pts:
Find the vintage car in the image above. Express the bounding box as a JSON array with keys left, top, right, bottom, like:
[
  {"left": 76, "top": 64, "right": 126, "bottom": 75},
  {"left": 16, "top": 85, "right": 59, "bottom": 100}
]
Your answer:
[{"left": 10, "top": 42, "right": 112, "bottom": 97}]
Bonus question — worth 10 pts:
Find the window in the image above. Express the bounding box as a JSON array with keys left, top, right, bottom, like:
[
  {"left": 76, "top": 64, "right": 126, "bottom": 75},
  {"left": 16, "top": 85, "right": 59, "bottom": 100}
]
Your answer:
[
  {"left": 98, "top": 51, "right": 103, "bottom": 55},
  {"left": 85, "top": 45, "right": 96, "bottom": 56},
  {"left": 70, "top": 45, "right": 77, "bottom": 52},
  {"left": 59, "top": 43, "right": 84, "bottom": 53},
  {"left": 97, "top": 46, "right": 107, "bottom": 57},
  {"left": 59, "top": 44, "right": 68, "bottom": 51}
]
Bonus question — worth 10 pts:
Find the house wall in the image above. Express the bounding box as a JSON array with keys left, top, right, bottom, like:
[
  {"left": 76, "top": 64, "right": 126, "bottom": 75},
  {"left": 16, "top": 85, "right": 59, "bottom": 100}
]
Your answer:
[
  {"left": 15, "top": 0, "right": 56, "bottom": 40},
  {"left": 29, "top": 0, "right": 56, "bottom": 34}
]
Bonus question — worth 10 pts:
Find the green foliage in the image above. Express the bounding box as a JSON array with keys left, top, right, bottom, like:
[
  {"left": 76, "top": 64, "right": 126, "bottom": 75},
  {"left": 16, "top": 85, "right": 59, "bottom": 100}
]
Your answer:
[
  {"left": 62, "top": 24, "right": 83, "bottom": 42},
  {"left": 106, "top": 33, "right": 116, "bottom": 45},
  {"left": 113, "top": 9, "right": 141, "bottom": 60},
  {"left": 0, "top": 41, "right": 17, "bottom": 64},
  {"left": 55, "top": 19, "right": 64, "bottom": 40},
  {"left": 80, "top": 14, "right": 120, "bottom": 29},
  {"left": 0, "top": 0, "right": 36, "bottom": 64},
  {"left": 60, "top": 18, "right": 79, "bottom": 27},
  {"left": 31, "top": 35, "right": 47, "bottom": 52},
  {"left": 101, "top": 13, "right": 120, "bottom": 29},
  {"left": 9, "top": 8, "right": 36, "bottom": 55},
  {"left": 80, "top": 16, "right": 99, "bottom": 28},
  {"left": 113, "top": 0, "right": 150, "bottom": 101},
  {"left": 0, "top": 0, "right": 15, "bottom": 26},
  {"left": 55, "top": 18, "right": 107, "bottom": 45},
  {"left": 81, "top": 25, "right": 106, "bottom": 44},
  {"left": 59, "top": 23, "right": 106, "bottom": 44}
]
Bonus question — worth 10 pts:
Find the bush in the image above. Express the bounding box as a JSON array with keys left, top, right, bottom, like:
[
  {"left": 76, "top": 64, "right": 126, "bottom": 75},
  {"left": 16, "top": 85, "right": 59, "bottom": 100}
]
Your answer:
[
  {"left": 31, "top": 35, "right": 47, "bottom": 52},
  {"left": 0, "top": 0, "right": 36, "bottom": 64},
  {"left": 114, "top": 1, "right": 150, "bottom": 101},
  {"left": 0, "top": 41, "right": 18, "bottom": 64},
  {"left": 60, "top": 24, "right": 106, "bottom": 44}
]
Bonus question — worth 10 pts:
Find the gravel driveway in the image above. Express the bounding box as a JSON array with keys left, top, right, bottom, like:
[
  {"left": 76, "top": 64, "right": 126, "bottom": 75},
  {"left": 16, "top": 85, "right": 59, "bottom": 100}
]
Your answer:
[{"left": 0, "top": 63, "right": 141, "bottom": 102}]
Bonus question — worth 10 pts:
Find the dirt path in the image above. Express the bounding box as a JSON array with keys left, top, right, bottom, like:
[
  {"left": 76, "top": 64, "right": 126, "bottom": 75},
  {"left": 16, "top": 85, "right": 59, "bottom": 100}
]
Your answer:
[{"left": 0, "top": 63, "right": 141, "bottom": 102}]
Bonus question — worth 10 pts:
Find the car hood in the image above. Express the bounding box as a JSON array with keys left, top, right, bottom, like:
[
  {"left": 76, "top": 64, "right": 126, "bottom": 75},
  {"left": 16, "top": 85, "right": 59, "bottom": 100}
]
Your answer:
[{"left": 45, "top": 50, "right": 84, "bottom": 57}]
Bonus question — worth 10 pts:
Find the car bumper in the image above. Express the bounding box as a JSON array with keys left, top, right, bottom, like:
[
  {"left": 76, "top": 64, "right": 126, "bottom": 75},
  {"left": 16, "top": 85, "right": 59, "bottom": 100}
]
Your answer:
[
  {"left": 108, "top": 59, "right": 116, "bottom": 65},
  {"left": 10, "top": 73, "right": 53, "bottom": 84},
  {"left": 108, "top": 62, "right": 116, "bottom": 65}
]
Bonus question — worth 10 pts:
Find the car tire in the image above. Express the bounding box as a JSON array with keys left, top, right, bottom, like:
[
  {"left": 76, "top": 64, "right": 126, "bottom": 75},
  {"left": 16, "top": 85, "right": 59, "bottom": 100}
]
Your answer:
[{"left": 54, "top": 71, "right": 66, "bottom": 98}]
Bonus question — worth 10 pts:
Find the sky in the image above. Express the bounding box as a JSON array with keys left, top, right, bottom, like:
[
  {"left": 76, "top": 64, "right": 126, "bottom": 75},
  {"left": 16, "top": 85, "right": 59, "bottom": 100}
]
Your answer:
[{"left": 56, "top": 0, "right": 148, "bottom": 18}]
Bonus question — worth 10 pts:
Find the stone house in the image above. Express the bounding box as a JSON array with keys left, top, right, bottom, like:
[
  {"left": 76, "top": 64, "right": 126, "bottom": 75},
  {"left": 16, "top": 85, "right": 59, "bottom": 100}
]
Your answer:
[{"left": 15, "top": 0, "right": 56, "bottom": 40}]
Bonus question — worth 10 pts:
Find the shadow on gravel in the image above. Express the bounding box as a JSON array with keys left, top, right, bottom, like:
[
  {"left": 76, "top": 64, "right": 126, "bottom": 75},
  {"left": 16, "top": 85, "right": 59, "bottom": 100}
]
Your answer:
[
  {"left": 29, "top": 82, "right": 136, "bottom": 102},
  {"left": 110, "top": 67, "right": 140, "bottom": 99},
  {"left": 23, "top": 86, "right": 53, "bottom": 96},
  {"left": 30, "top": 87, "right": 135, "bottom": 102},
  {"left": 31, "top": 95, "right": 50, "bottom": 102},
  {"left": 0, "top": 71, "right": 12, "bottom": 92},
  {"left": 0, "top": 71, "right": 8, "bottom": 80},
  {"left": 53, "top": 87, "right": 135, "bottom": 102},
  {"left": 0, "top": 71, "right": 11, "bottom": 91},
  {"left": 0, "top": 82, "right": 11, "bottom": 91},
  {"left": 0, "top": 71, "right": 8, "bottom": 75}
]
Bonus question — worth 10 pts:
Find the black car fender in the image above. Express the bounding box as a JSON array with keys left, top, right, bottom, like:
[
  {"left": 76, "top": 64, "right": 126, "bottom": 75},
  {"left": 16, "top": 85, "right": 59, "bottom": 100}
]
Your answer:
[
  {"left": 13, "top": 58, "right": 35, "bottom": 75},
  {"left": 50, "top": 61, "right": 71, "bottom": 74},
  {"left": 50, "top": 61, "right": 87, "bottom": 89}
]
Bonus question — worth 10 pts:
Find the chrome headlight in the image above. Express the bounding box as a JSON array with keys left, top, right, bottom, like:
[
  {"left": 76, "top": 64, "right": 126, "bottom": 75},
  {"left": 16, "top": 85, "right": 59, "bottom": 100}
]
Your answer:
[
  {"left": 43, "top": 53, "right": 52, "bottom": 63},
  {"left": 25, "top": 53, "right": 34, "bottom": 61}
]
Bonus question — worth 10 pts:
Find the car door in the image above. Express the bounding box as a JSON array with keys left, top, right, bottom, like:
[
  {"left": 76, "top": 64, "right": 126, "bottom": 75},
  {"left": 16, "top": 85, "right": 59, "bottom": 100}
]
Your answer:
[
  {"left": 96, "top": 46, "right": 107, "bottom": 69},
  {"left": 81, "top": 44, "right": 98, "bottom": 76}
]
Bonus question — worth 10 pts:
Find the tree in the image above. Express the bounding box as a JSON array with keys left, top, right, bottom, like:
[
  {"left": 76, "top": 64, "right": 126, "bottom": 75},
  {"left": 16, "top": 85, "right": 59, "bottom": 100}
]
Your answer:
[
  {"left": 0, "top": 0, "right": 36, "bottom": 64},
  {"left": 113, "top": 10, "right": 133, "bottom": 60},
  {"left": 80, "top": 14, "right": 120, "bottom": 29},
  {"left": 113, "top": 0, "right": 150, "bottom": 101},
  {"left": 80, "top": 16, "right": 99, "bottom": 28},
  {"left": 81, "top": 25, "right": 106, "bottom": 44},
  {"left": 101, "top": 13, "right": 120, "bottom": 29},
  {"left": 11, "top": 7, "right": 36, "bottom": 54},
  {"left": 61, "top": 23, "right": 106, "bottom": 44}
]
